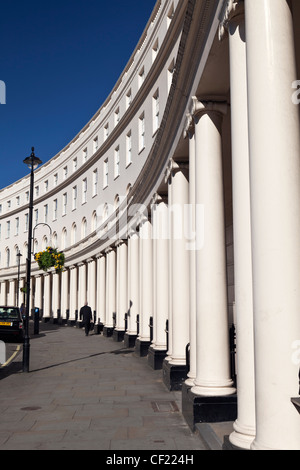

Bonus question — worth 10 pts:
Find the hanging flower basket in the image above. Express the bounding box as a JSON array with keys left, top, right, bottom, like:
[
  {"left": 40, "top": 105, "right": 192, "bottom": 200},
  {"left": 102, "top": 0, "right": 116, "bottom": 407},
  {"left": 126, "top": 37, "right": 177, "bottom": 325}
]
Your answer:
[{"left": 34, "top": 247, "right": 65, "bottom": 273}]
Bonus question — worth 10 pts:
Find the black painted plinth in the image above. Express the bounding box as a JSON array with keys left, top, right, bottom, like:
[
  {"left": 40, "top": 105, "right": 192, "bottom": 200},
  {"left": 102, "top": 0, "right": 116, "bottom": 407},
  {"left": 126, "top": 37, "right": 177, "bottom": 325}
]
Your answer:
[
  {"left": 222, "top": 435, "right": 246, "bottom": 451},
  {"left": 291, "top": 397, "right": 300, "bottom": 414},
  {"left": 76, "top": 320, "right": 83, "bottom": 329},
  {"left": 94, "top": 323, "right": 103, "bottom": 335},
  {"left": 67, "top": 319, "right": 76, "bottom": 327},
  {"left": 135, "top": 338, "right": 151, "bottom": 357},
  {"left": 182, "top": 382, "right": 237, "bottom": 431},
  {"left": 124, "top": 333, "right": 137, "bottom": 348},
  {"left": 148, "top": 346, "right": 167, "bottom": 370},
  {"left": 113, "top": 329, "right": 125, "bottom": 342},
  {"left": 162, "top": 359, "right": 188, "bottom": 391},
  {"left": 103, "top": 326, "right": 114, "bottom": 337}
]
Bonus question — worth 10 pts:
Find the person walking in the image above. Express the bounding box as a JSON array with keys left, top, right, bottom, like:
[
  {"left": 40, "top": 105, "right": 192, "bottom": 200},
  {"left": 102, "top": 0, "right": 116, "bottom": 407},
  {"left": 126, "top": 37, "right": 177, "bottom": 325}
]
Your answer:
[{"left": 80, "top": 302, "right": 93, "bottom": 336}]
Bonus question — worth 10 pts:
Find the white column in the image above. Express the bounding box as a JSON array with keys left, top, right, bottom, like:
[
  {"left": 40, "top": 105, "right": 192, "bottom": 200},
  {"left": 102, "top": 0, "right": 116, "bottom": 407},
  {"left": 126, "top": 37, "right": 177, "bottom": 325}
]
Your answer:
[
  {"left": 151, "top": 195, "right": 169, "bottom": 352},
  {"left": 115, "top": 241, "right": 128, "bottom": 333},
  {"left": 184, "top": 115, "right": 197, "bottom": 386},
  {"left": 96, "top": 254, "right": 106, "bottom": 325},
  {"left": 60, "top": 269, "right": 69, "bottom": 320},
  {"left": 87, "top": 258, "right": 96, "bottom": 315},
  {"left": 138, "top": 215, "right": 153, "bottom": 344},
  {"left": 8, "top": 280, "right": 16, "bottom": 306},
  {"left": 51, "top": 272, "right": 60, "bottom": 319},
  {"left": 69, "top": 266, "right": 78, "bottom": 322},
  {"left": 127, "top": 231, "right": 139, "bottom": 338},
  {"left": 168, "top": 160, "right": 190, "bottom": 366},
  {"left": 77, "top": 262, "right": 87, "bottom": 314},
  {"left": 222, "top": 3, "right": 256, "bottom": 449},
  {"left": 105, "top": 248, "right": 116, "bottom": 330},
  {"left": 43, "top": 274, "right": 51, "bottom": 319},
  {"left": 245, "top": 0, "right": 300, "bottom": 450},
  {"left": 0, "top": 282, "right": 6, "bottom": 305},
  {"left": 191, "top": 99, "right": 235, "bottom": 397},
  {"left": 35, "top": 275, "right": 43, "bottom": 310}
]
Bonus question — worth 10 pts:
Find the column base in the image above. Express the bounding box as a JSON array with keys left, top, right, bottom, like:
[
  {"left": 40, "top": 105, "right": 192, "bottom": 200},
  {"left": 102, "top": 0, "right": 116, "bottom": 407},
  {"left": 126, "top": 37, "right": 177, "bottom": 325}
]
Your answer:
[
  {"left": 135, "top": 338, "right": 151, "bottom": 357},
  {"left": 162, "top": 358, "right": 188, "bottom": 391},
  {"left": 103, "top": 326, "right": 114, "bottom": 337},
  {"left": 94, "top": 322, "right": 103, "bottom": 335},
  {"left": 124, "top": 333, "right": 137, "bottom": 348},
  {"left": 182, "top": 382, "right": 237, "bottom": 431},
  {"left": 113, "top": 329, "right": 125, "bottom": 342},
  {"left": 148, "top": 346, "right": 167, "bottom": 370},
  {"left": 67, "top": 319, "right": 76, "bottom": 327},
  {"left": 222, "top": 435, "right": 247, "bottom": 451}
]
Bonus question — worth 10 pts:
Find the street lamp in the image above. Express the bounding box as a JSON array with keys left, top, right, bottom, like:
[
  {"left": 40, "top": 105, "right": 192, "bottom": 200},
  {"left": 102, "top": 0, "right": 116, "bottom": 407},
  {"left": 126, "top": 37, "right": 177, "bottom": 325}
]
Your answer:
[{"left": 22, "top": 147, "right": 42, "bottom": 373}]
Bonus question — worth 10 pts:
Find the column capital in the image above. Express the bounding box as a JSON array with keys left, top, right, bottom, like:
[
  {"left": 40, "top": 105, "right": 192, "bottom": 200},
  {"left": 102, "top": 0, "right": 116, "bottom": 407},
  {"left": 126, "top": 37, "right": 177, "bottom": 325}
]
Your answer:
[
  {"left": 150, "top": 192, "right": 168, "bottom": 209},
  {"left": 192, "top": 97, "right": 228, "bottom": 121},
  {"left": 164, "top": 158, "right": 189, "bottom": 183},
  {"left": 183, "top": 113, "right": 195, "bottom": 139},
  {"left": 219, "top": 0, "right": 244, "bottom": 41}
]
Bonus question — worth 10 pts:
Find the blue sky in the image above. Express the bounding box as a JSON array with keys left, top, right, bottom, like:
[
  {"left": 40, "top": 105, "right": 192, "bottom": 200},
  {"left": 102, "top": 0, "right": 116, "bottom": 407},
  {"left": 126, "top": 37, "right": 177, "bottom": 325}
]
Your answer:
[{"left": 0, "top": 0, "right": 156, "bottom": 190}]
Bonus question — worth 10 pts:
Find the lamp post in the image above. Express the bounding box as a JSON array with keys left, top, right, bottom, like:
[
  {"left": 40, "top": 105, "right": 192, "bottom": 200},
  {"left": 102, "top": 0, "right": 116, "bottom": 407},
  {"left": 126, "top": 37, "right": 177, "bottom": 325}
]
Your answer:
[
  {"left": 22, "top": 147, "right": 42, "bottom": 373},
  {"left": 16, "top": 250, "right": 22, "bottom": 307}
]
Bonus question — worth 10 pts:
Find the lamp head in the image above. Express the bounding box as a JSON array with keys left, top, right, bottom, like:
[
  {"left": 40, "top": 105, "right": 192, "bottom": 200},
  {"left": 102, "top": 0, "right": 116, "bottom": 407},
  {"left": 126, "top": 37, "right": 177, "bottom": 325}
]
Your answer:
[{"left": 23, "top": 147, "right": 42, "bottom": 170}]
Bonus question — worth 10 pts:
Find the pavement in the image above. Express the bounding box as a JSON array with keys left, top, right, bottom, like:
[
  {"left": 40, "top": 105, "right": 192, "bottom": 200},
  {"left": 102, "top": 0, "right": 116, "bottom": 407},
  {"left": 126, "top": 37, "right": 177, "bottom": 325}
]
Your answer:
[{"left": 0, "top": 321, "right": 234, "bottom": 453}]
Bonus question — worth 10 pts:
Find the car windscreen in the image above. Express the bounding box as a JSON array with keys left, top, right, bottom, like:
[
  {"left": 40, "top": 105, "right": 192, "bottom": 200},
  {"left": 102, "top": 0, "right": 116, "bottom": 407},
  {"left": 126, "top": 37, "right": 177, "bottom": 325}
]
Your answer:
[{"left": 0, "top": 308, "right": 20, "bottom": 320}]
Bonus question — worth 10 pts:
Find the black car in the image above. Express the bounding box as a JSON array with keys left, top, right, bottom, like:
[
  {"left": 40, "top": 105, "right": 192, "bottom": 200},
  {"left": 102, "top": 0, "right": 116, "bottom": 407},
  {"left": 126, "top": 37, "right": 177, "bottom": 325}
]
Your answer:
[{"left": 0, "top": 306, "right": 24, "bottom": 342}]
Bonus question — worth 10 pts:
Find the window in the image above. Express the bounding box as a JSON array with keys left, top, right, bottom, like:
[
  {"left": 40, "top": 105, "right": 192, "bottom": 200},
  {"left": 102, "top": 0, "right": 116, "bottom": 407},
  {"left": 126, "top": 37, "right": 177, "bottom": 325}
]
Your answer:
[
  {"left": 26, "top": 191, "right": 29, "bottom": 202},
  {"left": 103, "top": 159, "right": 108, "bottom": 188},
  {"left": 44, "top": 204, "right": 48, "bottom": 223},
  {"left": 35, "top": 186, "right": 39, "bottom": 197},
  {"left": 16, "top": 196, "right": 20, "bottom": 206},
  {"left": 34, "top": 209, "right": 38, "bottom": 225},
  {"left": 82, "top": 178, "right": 87, "bottom": 204},
  {"left": 83, "top": 148, "right": 87, "bottom": 163},
  {"left": 93, "top": 137, "right": 98, "bottom": 153},
  {"left": 114, "top": 147, "right": 120, "bottom": 179},
  {"left": 126, "top": 89, "right": 132, "bottom": 109},
  {"left": 7, "top": 200, "right": 11, "bottom": 210},
  {"left": 63, "top": 166, "right": 68, "bottom": 180},
  {"left": 104, "top": 123, "right": 109, "bottom": 141},
  {"left": 71, "top": 223, "right": 77, "bottom": 245},
  {"left": 81, "top": 218, "right": 87, "bottom": 239},
  {"left": 138, "top": 67, "right": 145, "bottom": 88},
  {"left": 152, "top": 38, "right": 159, "bottom": 63},
  {"left": 93, "top": 169, "right": 98, "bottom": 197},
  {"left": 73, "top": 158, "right": 78, "bottom": 172},
  {"left": 63, "top": 193, "right": 67, "bottom": 216},
  {"left": 0, "top": 204, "right": 2, "bottom": 214},
  {"left": 53, "top": 199, "right": 58, "bottom": 220},
  {"left": 168, "top": 58, "right": 175, "bottom": 91},
  {"left": 15, "top": 218, "right": 19, "bottom": 236},
  {"left": 6, "top": 221, "right": 10, "bottom": 238},
  {"left": 61, "top": 228, "right": 67, "bottom": 250},
  {"left": 126, "top": 131, "right": 132, "bottom": 166},
  {"left": 153, "top": 89, "right": 159, "bottom": 133},
  {"left": 54, "top": 174, "right": 58, "bottom": 186},
  {"left": 114, "top": 108, "right": 120, "bottom": 127},
  {"left": 139, "top": 113, "right": 145, "bottom": 151},
  {"left": 72, "top": 186, "right": 77, "bottom": 210},
  {"left": 6, "top": 248, "right": 10, "bottom": 268},
  {"left": 25, "top": 214, "right": 29, "bottom": 232}
]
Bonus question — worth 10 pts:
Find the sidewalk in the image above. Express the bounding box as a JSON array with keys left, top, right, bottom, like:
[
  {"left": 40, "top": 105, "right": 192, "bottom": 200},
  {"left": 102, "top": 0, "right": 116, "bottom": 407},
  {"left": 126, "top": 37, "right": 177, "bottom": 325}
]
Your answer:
[{"left": 0, "top": 322, "right": 232, "bottom": 451}]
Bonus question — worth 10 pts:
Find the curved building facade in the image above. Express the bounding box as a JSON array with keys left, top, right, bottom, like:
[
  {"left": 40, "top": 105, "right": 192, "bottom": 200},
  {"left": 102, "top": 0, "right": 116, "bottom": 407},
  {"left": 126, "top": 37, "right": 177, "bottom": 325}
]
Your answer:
[{"left": 1, "top": 0, "right": 300, "bottom": 450}]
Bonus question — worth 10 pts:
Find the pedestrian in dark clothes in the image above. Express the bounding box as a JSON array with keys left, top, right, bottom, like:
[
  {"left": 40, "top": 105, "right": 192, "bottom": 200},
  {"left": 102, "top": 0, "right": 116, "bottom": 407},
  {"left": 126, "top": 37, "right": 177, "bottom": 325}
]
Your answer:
[{"left": 80, "top": 302, "right": 93, "bottom": 336}]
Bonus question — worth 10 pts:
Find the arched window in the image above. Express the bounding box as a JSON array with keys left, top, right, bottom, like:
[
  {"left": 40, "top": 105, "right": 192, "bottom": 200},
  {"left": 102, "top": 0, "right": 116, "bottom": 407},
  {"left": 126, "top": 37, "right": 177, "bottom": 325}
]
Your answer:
[
  {"left": 61, "top": 228, "right": 67, "bottom": 250},
  {"left": 81, "top": 218, "right": 87, "bottom": 239},
  {"left": 91, "top": 211, "right": 97, "bottom": 232},
  {"left": 71, "top": 223, "right": 77, "bottom": 245},
  {"left": 6, "top": 248, "right": 10, "bottom": 268}
]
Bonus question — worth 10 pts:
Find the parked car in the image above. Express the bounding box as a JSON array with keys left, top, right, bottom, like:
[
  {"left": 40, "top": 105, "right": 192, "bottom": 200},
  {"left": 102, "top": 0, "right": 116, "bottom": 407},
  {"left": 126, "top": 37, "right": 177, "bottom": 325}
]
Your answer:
[{"left": 0, "top": 306, "right": 24, "bottom": 342}]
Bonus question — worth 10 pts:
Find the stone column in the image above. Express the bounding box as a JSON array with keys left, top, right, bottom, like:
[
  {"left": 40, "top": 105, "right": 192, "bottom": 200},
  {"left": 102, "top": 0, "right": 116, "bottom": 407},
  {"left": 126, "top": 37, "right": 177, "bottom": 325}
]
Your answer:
[
  {"left": 77, "top": 262, "right": 87, "bottom": 324},
  {"left": 51, "top": 272, "right": 60, "bottom": 322},
  {"left": 148, "top": 194, "right": 169, "bottom": 370},
  {"left": 0, "top": 281, "right": 7, "bottom": 305},
  {"left": 124, "top": 230, "right": 139, "bottom": 348},
  {"left": 163, "top": 159, "right": 190, "bottom": 390},
  {"left": 43, "top": 274, "right": 51, "bottom": 320},
  {"left": 35, "top": 275, "right": 43, "bottom": 311},
  {"left": 96, "top": 254, "right": 106, "bottom": 327},
  {"left": 69, "top": 266, "right": 78, "bottom": 325},
  {"left": 87, "top": 258, "right": 96, "bottom": 318},
  {"left": 191, "top": 99, "right": 235, "bottom": 398},
  {"left": 245, "top": 0, "right": 300, "bottom": 450},
  {"left": 104, "top": 247, "right": 116, "bottom": 337},
  {"left": 8, "top": 280, "right": 15, "bottom": 306},
  {"left": 60, "top": 269, "right": 69, "bottom": 322},
  {"left": 114, "top": 240, "right": 128, "bottom": 342},
  {"left": 135, "top": 215, "right": 153, "bottom": 356},
  {"left": 222, "top": 2, "right": 256, "bottom": 450}
]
